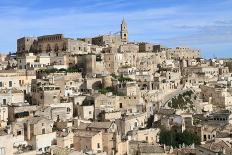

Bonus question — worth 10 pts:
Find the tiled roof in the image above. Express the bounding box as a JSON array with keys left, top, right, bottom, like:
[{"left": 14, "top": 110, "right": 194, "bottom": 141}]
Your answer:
[
  {"left": 27, "top": 116, "right": 52, "bottom": 124},
  {"left": 199, "top": 140, "right": 232, "bottom": 154}
]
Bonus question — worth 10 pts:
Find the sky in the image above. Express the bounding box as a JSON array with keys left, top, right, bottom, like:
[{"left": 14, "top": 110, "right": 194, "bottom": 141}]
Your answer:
[{"left": 0, "top": 0, "right": 232, "bottom": 58}]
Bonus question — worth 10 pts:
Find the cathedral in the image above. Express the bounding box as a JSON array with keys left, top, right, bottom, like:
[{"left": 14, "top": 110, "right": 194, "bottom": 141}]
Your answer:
[
  {"left": 17, "top": 19, "right": 129, "bottom": 56},
  {"left": 90, "top": 18, "right": 129, "bottom": 46}
]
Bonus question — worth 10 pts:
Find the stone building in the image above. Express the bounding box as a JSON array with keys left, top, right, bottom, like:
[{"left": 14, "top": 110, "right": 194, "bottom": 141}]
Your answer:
[
  {"left": 139, "top": 42, "right": 154, "bottom": 53},
  {"left": 166, "top": 47, "right": 200, "bottom": 60},
  {"left": 26, "top": 116, "right": 56, "bottom": 154},
  {"left": 187, "top": 125, "right": 217, "bottom": 142},
  {"left": 73, "top": 130, "right": 103, "bottom": 153},
  {"left": 184, "top": 66, "right": 219, "bottom": 77},
  {"left": 35, "top": 102, "right": 73, "bottom": 122},
  {"left": 91, "top": 19, "right": 128, "bottom": 46},
  {"left": 49, "top": 51, "right": 76, "bottom": 69},
  {"left": 128, "top": 141, "right": 166, "bottom": 155},
  {"left": 103, "top": 52, "right": 123, "bottom": 74},
  {"left": 17, "top": 37, "right": 37, "bottom": 55},
  {"left": 12, "top": 122, "right": 26, "bottom": 146},
  {"left": 92, "top": 35, "right": 121, "bottom": 46},
  {"left": 17, "top": 34, "right": 90, "bottom": 57},
  {"left": 196, "top": 140, "right": 232, "bottom": 155},
  {"left": 0, "top": 89, "right": 24, "bottom": 106},
  {"left": 56, "top": 130, "right": 74, "bottom": 149},
  {"left": 76, "top": 104, "right": 94, "bottom": 120},
  {"left": 17, "top": 52, "right": 51, "bottom": 70},
  {"left": 0, "top": 69, "right": 36, "bottom": 93},
  {"left": 0, "top": 129, "right": 13, "bottom": 155},
  {"left": 119, "top": 43, "right": 139, "bottom": 53},
  {"left": 200, "top": 84, "right": 232, "bottom": 109},
  {"left": 31, "top": 79, "right": 61, "bottom": 106},
  {"left": 8, "top": 103, "right": 37, "bottom": 122},
  {"left": 116, "top": 112, "right": 148, "bottom": 136},
  {"left": 128, "top": 128, "right": 160, "bottom": 144}
]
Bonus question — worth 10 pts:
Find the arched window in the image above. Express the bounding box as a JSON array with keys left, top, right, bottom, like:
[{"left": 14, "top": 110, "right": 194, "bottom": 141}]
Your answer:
[
  {"left": 119, "top": 103, "right": 122, "bottom": 108},
  {"left": 54, "top": 44, "right": 59, "bottom": 52},
  {"left": 62, "top": 43, "right": 67, "bottom": 51},
  {"left": 46, "top": 44, "right": 51, "bottom": 52}
]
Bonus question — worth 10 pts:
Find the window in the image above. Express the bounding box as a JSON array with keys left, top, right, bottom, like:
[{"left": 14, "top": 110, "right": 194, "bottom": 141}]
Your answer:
[
  {"left": 55, "top": 44, "right": 59, "bottom": 52},
  {"left": 2, "top": 99, "right": 6, "bottom": 105},
  {"left": 0, "top": 82, "right": 2, "bottom": 87},
  {"left": 42, "top": 128, "right": 45, "bottom": 134},
  {"left": 46, "top": 44, "right": 51, "bottom": 52},
  {"left": 203, "top": 135, "right": 206, "bottom": 141},
  {"left": 63, "top": 43, "right": 67, "bottom": 51},
  {"left": 67, "top": 107, "right": 71, "bottom": 113},
  {"left": 9, "top": 81, "right": 12, "bottom": 87},
  {"left": 97, "top": 143, "right": 100, "bottom": 148},
  {"left": 17, "top": 130, "right": 22, "bottom": 135},
  {"left": 119, "top": 103, "right": 122, "bottom": 108},
  {"left": 134, "top": 122, "right": 138, "bottom": 127},
  {"left": 89, "top": 111, "right": 92, "bottom": 114}
]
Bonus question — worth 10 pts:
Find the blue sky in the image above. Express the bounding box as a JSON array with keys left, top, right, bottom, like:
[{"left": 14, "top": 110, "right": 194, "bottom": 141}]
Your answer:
[{"left": 0, "top": 0, "right": 232, "bottom": 58}]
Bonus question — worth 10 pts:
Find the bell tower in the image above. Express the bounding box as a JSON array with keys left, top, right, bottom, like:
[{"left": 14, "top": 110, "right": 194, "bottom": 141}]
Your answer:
[{"left": 121, "top": 18, "right": 128, "bottom": 43}]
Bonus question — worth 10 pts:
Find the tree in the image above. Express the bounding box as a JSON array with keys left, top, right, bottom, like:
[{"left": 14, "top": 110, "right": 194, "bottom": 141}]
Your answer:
[
  {"left": 159, "top": 128, "right": 200, "bottom": 148},
  {"left": 59, "top": 68, "right": 67, "bottom": 72},
  {"left": 67, "top": 66, "right": 80, "bottom": 73}
]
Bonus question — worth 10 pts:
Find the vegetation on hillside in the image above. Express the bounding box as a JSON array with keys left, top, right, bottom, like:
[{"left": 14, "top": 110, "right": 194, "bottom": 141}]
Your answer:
[
  {"left": 110, "top": 74, "right": 133, "bottom": 82},
  {"left": 167, "top": 90, "right": 196, "bottom": 110},
  {"left": 39, "top": 66, "right": 81, "bottom": 74},
  {"left": 98, "top": 86, "right": 125, "bottom": 96},
  {"left": 159, "top": 128, "right": 200, "bottom": 148}
]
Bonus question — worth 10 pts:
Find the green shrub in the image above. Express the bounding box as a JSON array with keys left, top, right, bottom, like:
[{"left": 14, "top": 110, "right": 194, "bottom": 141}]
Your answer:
[{"left": 159, "top": 128, "right": 200, "bottom": 148}]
